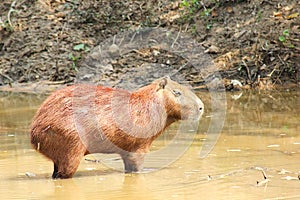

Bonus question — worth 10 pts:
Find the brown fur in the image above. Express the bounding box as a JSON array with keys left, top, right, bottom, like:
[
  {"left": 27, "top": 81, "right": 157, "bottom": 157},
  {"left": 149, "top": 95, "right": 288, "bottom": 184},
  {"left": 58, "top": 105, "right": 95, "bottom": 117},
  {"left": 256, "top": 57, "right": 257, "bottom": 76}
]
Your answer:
[{"left": 30, "top": 77, "right": 204, "bottom": 178}]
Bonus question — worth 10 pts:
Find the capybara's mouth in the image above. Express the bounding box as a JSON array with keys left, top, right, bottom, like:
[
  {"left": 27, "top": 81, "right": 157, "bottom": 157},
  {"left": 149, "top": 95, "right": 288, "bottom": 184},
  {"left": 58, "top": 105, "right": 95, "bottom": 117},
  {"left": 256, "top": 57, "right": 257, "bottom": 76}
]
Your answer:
[{"left": 182, "top": 110, "right": 204, "bottom": 121}]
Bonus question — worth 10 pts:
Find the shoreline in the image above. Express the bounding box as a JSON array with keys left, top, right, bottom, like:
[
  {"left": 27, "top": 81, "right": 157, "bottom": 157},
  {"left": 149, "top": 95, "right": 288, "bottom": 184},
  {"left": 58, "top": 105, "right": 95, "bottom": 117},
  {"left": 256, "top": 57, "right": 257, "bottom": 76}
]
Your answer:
[{"left": 0, "top": 81, "right": 298, "bottom": 94}]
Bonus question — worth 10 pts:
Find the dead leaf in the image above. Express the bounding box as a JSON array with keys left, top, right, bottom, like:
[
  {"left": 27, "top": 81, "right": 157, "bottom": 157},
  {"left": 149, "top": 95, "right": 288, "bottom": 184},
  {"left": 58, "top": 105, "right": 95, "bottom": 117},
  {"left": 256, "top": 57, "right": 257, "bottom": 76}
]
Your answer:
[
  {"left": 214, "top": 50, "right": 240, "bottom": 70},
  {"left": 286, "top": 12, "right": 299, "bottom": 19},
  {"left": 273, "top": 11, "right": 283, "bottom": 18},
  {"left": 204, "top": 45, "right": 220, "bottom": 54},
  {"left": 226, "top": 7, "right": 233, "bottom": 14},
  {"left": 159, "top": 11, "right": 180, "bottom": 22},
  {"left": 211, "top": 9, "right": 218, "bottom": 17},
  {"left": 283, "top": 6, "right": 293, "bottom": 12}
]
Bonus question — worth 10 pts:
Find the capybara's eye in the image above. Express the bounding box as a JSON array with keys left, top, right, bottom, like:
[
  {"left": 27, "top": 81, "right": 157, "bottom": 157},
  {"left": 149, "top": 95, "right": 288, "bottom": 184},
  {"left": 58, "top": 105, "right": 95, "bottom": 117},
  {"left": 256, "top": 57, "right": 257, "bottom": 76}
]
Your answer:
[{"left": 172, "top": 89, "right": 182, "bottom": 97}]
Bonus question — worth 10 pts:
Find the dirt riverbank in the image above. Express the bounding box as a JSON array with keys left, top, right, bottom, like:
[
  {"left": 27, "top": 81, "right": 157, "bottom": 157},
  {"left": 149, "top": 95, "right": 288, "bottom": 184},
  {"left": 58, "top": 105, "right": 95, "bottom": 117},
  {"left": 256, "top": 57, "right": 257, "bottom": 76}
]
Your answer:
[{"left": 0, "top": 0, "right": 299, "bottom": 93}]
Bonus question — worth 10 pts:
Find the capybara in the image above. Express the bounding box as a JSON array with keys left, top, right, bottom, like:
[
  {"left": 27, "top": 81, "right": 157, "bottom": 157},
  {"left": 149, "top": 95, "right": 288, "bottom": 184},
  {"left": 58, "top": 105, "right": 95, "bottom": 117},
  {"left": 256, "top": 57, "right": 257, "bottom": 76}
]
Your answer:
[{"left": 30, "top": 76, "right": 204, "bottom": 178}]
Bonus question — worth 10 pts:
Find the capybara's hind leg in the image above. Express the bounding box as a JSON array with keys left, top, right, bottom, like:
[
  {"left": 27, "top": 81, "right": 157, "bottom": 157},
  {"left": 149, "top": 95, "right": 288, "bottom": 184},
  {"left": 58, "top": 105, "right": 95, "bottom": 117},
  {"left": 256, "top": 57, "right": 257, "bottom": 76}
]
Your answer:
[
  {"left": 121, "top": 153, "right": 145, "bottom": 173},
  {"left": 52, "top": 163, "right": 59, "bottom": 179}
]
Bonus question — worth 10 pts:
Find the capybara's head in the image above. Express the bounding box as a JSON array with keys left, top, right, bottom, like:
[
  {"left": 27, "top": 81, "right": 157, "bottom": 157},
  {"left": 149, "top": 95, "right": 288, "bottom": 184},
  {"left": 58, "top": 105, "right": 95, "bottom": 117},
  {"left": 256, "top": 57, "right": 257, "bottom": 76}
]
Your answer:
[{"left": 155, "top": 76, "right": 204, "bottom": 121}]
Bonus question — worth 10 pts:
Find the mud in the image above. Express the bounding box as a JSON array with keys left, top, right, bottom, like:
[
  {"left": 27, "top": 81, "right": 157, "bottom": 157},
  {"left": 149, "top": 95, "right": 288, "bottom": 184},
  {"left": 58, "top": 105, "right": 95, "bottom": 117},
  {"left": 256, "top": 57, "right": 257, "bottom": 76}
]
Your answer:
[{"left": 0, "top": 0, "right": 299, "bottom": 92}]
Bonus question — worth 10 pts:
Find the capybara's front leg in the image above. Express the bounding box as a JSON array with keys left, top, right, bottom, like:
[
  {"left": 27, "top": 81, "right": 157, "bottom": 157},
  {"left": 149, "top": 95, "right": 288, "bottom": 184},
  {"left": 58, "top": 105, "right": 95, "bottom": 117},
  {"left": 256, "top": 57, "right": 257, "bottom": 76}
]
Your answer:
[
  {"left": 52, "top": 155, "right": 83, "bottom": 179},
  {"left": 121, "top": 152, "right": 145, "bottom": 173}
]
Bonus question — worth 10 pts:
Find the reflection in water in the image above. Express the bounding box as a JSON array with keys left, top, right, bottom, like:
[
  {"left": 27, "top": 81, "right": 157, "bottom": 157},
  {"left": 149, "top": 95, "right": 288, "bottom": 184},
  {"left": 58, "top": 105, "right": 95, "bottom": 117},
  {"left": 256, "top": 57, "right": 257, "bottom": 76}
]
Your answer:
[{"left": 0, "top": 90, "right": 299, "bottom": 199}]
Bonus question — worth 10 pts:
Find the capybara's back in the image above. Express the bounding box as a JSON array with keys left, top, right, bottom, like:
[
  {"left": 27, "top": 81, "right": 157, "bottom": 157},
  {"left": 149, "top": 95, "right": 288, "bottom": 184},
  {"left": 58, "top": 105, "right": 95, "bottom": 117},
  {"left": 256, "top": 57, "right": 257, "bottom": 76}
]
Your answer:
[{"left": 30, "top": 77, "right": 204, "bottom": 178}]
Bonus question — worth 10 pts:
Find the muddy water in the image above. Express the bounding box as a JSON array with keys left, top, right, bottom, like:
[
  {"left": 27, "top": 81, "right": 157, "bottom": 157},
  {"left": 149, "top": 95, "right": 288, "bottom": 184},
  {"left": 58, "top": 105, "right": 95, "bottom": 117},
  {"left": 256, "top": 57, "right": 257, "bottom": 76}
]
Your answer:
[{"left": 0, "top": 90, "right": 299, "bottom": 200}]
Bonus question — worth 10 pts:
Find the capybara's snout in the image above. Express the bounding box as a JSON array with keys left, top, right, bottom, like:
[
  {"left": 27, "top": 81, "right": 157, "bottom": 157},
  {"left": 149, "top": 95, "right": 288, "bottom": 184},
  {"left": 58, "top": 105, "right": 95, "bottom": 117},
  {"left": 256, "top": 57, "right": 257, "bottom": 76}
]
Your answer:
[{"left": 187, "top": 94, "right": 204, "bottom": 120}]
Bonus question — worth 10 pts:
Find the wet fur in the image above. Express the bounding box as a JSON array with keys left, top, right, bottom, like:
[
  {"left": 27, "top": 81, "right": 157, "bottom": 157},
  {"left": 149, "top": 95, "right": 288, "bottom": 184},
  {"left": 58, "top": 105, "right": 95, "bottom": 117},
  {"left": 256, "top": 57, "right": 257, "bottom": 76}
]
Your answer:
[{"left": 30, "top": 77, "right": 204, "bottom": 178}]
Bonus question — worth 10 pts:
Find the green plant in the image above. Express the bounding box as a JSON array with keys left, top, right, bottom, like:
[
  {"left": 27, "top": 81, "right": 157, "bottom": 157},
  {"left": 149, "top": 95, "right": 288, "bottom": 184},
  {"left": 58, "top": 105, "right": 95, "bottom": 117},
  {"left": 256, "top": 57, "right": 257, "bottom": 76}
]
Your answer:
[
  {"left": 278, "top": 29, "right": 295, "bottom": 48},
  {"left": 278, "top": 29, "right": 289, "bottom": 42},
  {"left": 69, "top": 53, "right": 80, "bottom": 72},
  {"left": 180, "top": 0, "right": 201, "bottom": 21},
  {"left": 256, "top": 10, "right": 262, "bottom": 22},
  {"left": 0, "top": 19, "right": 14, "bottom": 32},
  {"left": 200, "top": 8, "right": 211, "bottom": 17},
  {"left": 73, "top": 43, "right": 90, "bottom": 52},
  {"left": 179, "top": 0, "right": 213, "bottom": 31},
  {"left": 69, "top": 43, "right": 90, "bottom": 71}
]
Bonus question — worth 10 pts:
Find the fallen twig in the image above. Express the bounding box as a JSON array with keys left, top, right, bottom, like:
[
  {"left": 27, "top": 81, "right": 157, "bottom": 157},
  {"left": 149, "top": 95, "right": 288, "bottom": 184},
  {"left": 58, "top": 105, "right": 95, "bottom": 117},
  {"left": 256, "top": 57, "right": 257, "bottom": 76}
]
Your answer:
[
  {"left": 7, "top": 0, "right": 18, "bottom": 29},
  {"left": 0, "top": 71, "right": 13, "bottom": 83},
  {"left": 171, "top": 26, "right": 181, "bottom": 48},
  {"left": 85, "top": 158, "right": 102, "bottom": 163},
  {"left": 257, "top": 169, "right": 270, "bottom": 187}
]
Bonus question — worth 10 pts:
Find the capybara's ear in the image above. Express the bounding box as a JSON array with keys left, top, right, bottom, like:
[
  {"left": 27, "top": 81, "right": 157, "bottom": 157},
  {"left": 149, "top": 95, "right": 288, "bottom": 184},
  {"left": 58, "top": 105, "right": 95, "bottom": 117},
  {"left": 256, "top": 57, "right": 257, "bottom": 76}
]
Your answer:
[{"left": 158, "top": 77, "right": 168, "bottom": 90}]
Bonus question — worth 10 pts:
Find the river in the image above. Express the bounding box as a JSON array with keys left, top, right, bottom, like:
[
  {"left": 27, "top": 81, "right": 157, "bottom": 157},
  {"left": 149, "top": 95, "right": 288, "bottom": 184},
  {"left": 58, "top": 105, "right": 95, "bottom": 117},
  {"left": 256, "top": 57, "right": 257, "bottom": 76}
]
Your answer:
[{"left": 0, "top": 89, "right": 299, "bottom": 199}]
